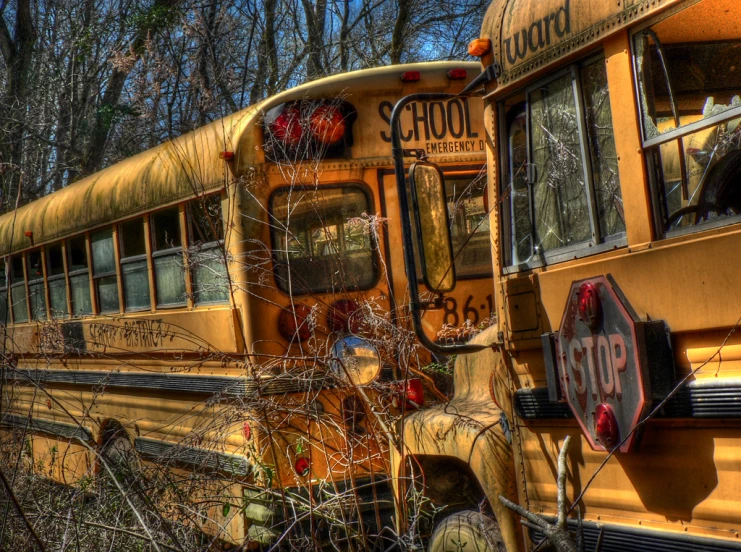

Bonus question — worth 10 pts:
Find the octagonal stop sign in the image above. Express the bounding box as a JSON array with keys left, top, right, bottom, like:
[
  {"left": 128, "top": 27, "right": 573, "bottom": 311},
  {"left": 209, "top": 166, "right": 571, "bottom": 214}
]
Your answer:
[{"left": 555, "top": 275, "right": 674, "bottom": 453}]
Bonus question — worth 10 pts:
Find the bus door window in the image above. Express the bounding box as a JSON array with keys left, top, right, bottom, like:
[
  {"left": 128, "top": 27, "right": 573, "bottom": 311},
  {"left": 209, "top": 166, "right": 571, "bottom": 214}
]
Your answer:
[
  {"left": 10, "top": 256, "right": 28, "bottom": 323},
  {"left": 633, "top": 0, "right": 741, "bottom": 233},
  {"left": 91, "top": 228, "right": 120, "bottom": 314},
  {"left": 500, "top": 56, "right": 625, "bottom": 268},
  {"left": 46, "top": 244, "right": 68, "bottom": 318},
  {"left": 119, "top": 218, "right": 151, "bottom": 311},
  {"left": 0, "top": 258, "right": 8, "bottom": 325},
  {"left": 151, "top": 207, "right": 186, "bottom": 308},
  {"left": 446, "top": 172, "right": 492, "bottom": 278},
  {"left": 27, "top": 250, "right": 47, "bottom": 321},
  {"left": 187, "top": 195, "right": 228, "bottom": 304},
  {"left": 270, "top": 185, "right": 378, "bottom": 295},
  {"left": 67, "top": 236, "right": 92, "bottom": 316}
]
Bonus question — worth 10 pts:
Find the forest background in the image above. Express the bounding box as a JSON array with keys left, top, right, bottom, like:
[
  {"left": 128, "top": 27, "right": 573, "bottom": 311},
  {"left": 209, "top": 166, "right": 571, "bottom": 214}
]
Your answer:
[{"left": 0, "top": 0, "right": 487, "bottom": 210}]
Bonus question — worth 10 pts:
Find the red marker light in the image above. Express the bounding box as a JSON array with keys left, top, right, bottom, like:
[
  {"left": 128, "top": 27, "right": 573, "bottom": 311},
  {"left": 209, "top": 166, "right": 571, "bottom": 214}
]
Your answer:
[
  {"left": 219, "top": 151, "right": 234, "bottom": 160},
  {"left": 328, "top": 299, "right": 360, "bottom": 333},
  {"left": 278, "top": 304, "right": 313, "bottom": 342},
  {"left": 577, "top": 282, "right": 602, "bottom": 330},
  {"left": 405, "top": 379, "right": 424, "bottom": 407},
  {"left": 269, "top": 106, "right": 303, "bottom": 146},
  {"left": 243, "top": 423, "right": 251, "bottom": 440},
  {"left": 400, "top": 71, "right": 421, "bottom": 82},
  {"left": 594, "top": 403, "right": 619, "bottom": 450},
  {"left": 390, "top": 378, "right": 425, "bottom": 409},
  {"left": 309, "top": 105, "right": 346, "bottom": 145},
  {"left": 447, "top": 68, "right": 467, "bottom": 80},
  {"left": 294, "top": 457, "right": 310, "bottom": 476}
]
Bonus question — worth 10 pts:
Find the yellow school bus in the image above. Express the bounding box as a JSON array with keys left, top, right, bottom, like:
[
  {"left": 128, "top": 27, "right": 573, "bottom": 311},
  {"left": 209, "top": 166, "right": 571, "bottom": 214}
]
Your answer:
[
  {"left": 390, "top": 1, "right": 741, "bottom": 551},
  {"left": 0, "top": 62, "right": 491, "bottom": 547}
]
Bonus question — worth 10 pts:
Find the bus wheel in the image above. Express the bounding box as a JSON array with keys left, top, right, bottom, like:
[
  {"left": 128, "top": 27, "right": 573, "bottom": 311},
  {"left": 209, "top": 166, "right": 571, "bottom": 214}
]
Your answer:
[
  {"left": 428, "top": 511, "right": 505, "bottom": 552},
  {"left": 98, "top": 421, "right": 139, "bottom": 478}
]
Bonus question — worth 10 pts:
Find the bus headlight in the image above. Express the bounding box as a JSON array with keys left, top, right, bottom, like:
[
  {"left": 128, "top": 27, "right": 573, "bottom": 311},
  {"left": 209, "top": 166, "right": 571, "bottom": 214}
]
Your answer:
[{"left": 330, "top": 336, "right": 380, "bottom": 385}]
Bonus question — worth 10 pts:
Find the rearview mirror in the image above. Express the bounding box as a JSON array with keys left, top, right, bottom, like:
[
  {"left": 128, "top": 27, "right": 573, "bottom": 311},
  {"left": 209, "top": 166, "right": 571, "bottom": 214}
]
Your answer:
[{"left": 409, "top": 162, "right": 456, "bottom": 293}]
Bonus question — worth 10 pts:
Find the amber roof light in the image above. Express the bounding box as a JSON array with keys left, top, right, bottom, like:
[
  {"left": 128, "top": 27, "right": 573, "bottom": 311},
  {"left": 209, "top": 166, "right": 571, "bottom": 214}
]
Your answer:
[{"left": 468, "top": 38, "right": 492, "bottom": 57}]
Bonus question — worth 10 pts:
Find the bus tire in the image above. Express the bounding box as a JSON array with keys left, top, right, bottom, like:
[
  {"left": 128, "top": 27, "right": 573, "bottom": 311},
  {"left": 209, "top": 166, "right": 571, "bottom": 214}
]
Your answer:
[
  {"left": 428, "top": 511, "right": 506, "bottom": 552},
  {"left": 98, "top": 421, "right": 140, "bottom": 478}
]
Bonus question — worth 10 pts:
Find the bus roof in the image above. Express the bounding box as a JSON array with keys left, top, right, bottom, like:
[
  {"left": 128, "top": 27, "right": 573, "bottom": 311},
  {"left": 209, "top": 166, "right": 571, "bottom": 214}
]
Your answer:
[
  {"left": 0, "top": 61, "right": 479, "bottom": 256},
  {"left": 481, "top": 0, "right": 685, "bottom": 90}
]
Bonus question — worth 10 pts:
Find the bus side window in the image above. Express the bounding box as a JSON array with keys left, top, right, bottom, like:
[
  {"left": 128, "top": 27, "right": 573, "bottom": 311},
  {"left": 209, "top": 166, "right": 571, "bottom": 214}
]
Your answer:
[
  {"left": 187, "top": 196, "right": 228, "bottom": 304},
  {"left": 46, "top": 243, "right": 68, "bottom": 318},
  {"left": 10, "top": 256, "right": 28, "bottom": 323},
  {"left": 119, "top": 218, "right": 151, "bottom": 311},
  {"left": 91, "top": 228, "right": 120, "bottom": 314},
  {"left": 151, "top": 207, "right": 186, "bottom": 308},
  {"left": 27, "top": 249, "right": 47, "bottom": 321},
  {"left": 0, "top": 258, "right": 8, "bottom": 325},
  {"left": 633, "top": 0, "right": 741, "bottom": 233},
  {"left": 67, "top": 236, "right": 92, "bottom": 316},
  {"left": 500, "top": 56, "right": 624, "bottom": 267}
]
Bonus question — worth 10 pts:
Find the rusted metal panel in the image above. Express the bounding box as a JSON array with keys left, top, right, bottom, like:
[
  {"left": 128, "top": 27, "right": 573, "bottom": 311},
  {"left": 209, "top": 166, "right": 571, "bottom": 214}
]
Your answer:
[
  {"left": 480, "top": 0, "right": 690, "bottom": 90},
  {"left": 0, "top": 106, "right": 259, "bottom": 256},
  {"left": 2, "top": 308, "right": 240, "bottom": 354}
]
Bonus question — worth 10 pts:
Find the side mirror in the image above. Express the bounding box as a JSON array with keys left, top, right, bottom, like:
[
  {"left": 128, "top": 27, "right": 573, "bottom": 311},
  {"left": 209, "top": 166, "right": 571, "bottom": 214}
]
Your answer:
[{"left": 409, "top": 162, "right": 456, "bottom": 293}]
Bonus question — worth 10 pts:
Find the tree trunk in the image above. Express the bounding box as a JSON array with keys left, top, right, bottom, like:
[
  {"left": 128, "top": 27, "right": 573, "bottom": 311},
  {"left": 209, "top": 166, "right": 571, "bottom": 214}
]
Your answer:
[
  {"left": 79, "top": 0, "right": 180, "bottom": 177},
  {"left": 0, "top": 0, "right": 37, "bottom": 208}
]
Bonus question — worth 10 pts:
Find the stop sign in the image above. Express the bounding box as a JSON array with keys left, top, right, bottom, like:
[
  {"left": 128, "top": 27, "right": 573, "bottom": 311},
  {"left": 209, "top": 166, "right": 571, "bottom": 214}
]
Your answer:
[{"left": 556, "top": 275, "right": 668, "bottom": 453}]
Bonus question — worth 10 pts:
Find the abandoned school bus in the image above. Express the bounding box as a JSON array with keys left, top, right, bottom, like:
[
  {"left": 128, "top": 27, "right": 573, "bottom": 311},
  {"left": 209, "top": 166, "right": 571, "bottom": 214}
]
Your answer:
[
  {"left": 390, "top": 0, "right": 741, "bottom": 551},
  {"left": 0, "top": 62, "right": 490, "bottom": 546}
]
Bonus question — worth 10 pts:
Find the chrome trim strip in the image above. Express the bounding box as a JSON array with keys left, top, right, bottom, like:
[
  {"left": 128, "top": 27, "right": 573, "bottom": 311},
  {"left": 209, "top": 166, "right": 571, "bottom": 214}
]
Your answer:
[
  {"left": 0, "top": 413, "right": 93, "bottom": 442},
  {"left": 515, "top": 379, "right": 741, "bottom": 420},
  {"left": 5, "top": 368, "right": 333, "bottom": 396},
  {"left": 134, "top": 437, "right": 251, "bottom": 477},
  {"left": 532, "top": 517, "right": 741, "bottom": 551}
]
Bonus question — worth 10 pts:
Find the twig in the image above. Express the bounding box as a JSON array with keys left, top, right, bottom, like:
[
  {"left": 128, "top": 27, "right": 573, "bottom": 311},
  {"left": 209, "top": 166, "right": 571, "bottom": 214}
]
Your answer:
[{"left": 0, "top": 465, "right": 47, "bottom": 551}]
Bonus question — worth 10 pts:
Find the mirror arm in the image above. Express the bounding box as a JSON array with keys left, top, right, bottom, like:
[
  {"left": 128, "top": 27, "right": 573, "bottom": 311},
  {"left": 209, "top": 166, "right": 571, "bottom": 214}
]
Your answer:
[{"left": 391, "top": 93, "right": 489, "bottom": 355}]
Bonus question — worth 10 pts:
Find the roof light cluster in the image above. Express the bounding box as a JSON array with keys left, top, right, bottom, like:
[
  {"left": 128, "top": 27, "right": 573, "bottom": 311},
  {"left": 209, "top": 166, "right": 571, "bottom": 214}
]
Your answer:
[{"left": 263, "top": 100, "right": 356, "bottom": 161}]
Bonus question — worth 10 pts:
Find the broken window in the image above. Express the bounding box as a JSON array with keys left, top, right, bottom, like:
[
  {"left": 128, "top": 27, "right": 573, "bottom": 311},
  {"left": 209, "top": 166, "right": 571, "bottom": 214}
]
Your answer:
[
  {"left": 634, "top": 0, "right": 741, "bottom": 233},
  {"left": 500, "top": 56, "right": 624, "bottom": 268},
  {"left": 270, "top": 186, "right": 377, "bottom": 295},
  {"left": 187, "top": 195, "right": 228, "bottom": 305}
]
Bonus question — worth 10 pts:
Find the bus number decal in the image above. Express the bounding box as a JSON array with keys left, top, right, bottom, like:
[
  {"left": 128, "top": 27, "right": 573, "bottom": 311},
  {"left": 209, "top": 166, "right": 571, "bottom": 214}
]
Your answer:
[{"left": 442, "top": 294, "right": 494, "bottom": 327}]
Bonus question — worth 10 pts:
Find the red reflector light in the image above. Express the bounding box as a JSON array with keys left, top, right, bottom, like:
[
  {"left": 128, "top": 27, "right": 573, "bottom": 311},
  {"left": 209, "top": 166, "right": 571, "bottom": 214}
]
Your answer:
[
  {"left": 328, "top": 299, "right": 360, "bottom": 333},
  {"left": 447, "top": 69, "right": 467, "bottom": 80},
  {"left": 278, "top": 304, "right": 313, "bottom": 342},
  {"left": 269, "top": 106, "right": 303, "bottom": 146},
  {"left": 391, "top": 378, "right": 424, "bottom": 409},
  {"left": 219, "top": 151, "right": 234, "bottom": 160},
  {"left": 294, "top": 457, "right": 310, "bottom": 476},
  {"left": 594, "top": 403, "right": 619, "bottom": 450},
  {"left": 243, "top": 423, "right": 251, "bottom": 440},
  {"left": 400, "top": 71, "right": 421, "bottom": 82},
  {"left": 406, "top": 378, "right": 424, "bottom": 407},
  {"left": 309, "top": 105, "right": 346, "bottom": 145},
  {"left": 577, "top": 282, "right": 602, "bottom": 330}
]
